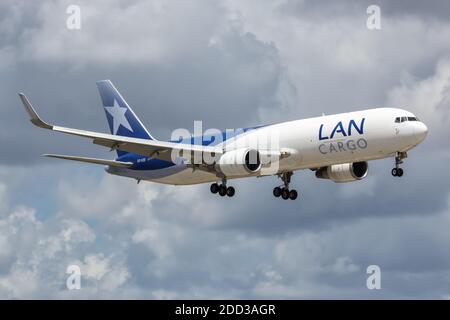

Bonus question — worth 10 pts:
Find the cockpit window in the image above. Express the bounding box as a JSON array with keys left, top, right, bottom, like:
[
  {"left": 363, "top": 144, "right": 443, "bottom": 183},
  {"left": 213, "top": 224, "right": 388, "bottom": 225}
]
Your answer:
[{"left": 395, "top": 116, "right": 419, "bottom": 123}]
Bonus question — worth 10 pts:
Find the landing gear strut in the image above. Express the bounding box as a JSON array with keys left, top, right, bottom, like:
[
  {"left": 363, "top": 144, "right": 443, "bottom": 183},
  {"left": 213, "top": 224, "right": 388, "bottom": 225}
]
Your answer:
[
  {"left": 273, "top": 172, "right": 298, "bottom": 200},
  {"left": 392, "top": 152, "right": 406, "bottom": 177},
  {"left": 210, "top": 178, "right": 235, "bottom": 197}
]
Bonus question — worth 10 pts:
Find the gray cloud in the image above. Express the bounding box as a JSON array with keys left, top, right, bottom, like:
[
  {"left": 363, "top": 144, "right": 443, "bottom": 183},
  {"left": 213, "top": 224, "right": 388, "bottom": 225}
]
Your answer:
[
  {"left": 0, "top": 0, "right": 449, "bottom": 299},
  {"left": 1, "top": 0, "right": 289, "bottom": 164},
  {"left": 279, "top": 0, "right": 450, "bottom": 21}
]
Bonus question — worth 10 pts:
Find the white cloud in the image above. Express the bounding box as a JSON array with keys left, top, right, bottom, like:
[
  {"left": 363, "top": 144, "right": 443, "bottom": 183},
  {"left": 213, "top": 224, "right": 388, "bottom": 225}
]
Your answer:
[
  {"left": 0, "top": 198, "right": 127, "bottom": 298},
  {"left": 0, "top": 168, "right": 450, "bottom": 298},
  {"left": 387, "top": 59, "right": 450, "bottom": 141},
  {"left": 224, "top": 0, "right": 450, "bottom": 122}
]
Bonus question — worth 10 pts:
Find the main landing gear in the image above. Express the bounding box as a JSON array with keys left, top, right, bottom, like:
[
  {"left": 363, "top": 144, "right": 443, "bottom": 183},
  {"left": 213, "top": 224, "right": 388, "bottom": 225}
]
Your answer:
[
  {"left": 273, "top": 172, "right": 298, "bottom": 200},
  {"left": 210, "top": 179, "right": 235, "bottom": 197},
  {"left": 391, "top": 151, "right": 407, "bottom": 177}
]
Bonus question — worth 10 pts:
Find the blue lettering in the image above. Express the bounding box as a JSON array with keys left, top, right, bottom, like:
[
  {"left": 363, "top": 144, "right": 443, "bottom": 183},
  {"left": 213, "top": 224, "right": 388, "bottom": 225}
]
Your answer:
[
  {"left": 348, "top": 118, "right": 365, "bottom": 135},
  {"left": 320, "top": 118, "right": 365, "bottom": 141},
  {"left": 319, "top": 124, "right": 328, "bottom": 140},
  {"left": 330, "top": 121, "right": 347, "bottom": 139}
]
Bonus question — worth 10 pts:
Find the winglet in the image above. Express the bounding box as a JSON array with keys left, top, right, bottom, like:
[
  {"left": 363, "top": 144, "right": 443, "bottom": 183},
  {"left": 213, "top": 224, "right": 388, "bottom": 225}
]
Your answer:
[{"left": 18, "top": 93, "right": 53, "bottom": 129}]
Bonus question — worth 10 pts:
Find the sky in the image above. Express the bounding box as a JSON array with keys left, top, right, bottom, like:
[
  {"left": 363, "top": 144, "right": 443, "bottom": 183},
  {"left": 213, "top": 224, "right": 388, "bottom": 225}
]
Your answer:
[{"left": 0, "top": 0, "right": 449, "bottom": 299}]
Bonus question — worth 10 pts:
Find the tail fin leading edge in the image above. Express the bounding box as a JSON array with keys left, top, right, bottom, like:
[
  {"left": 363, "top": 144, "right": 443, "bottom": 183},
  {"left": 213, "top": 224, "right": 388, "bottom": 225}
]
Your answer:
[{"left": 96, "top": 80, "right": 154, "bottom": 156}]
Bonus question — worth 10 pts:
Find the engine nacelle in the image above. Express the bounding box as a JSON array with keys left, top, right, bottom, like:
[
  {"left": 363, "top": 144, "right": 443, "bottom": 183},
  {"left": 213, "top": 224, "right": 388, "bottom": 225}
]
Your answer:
[
  {"left": 216, "top": 148, "right": 261, "bottom": 177},
  {"left": 315, "top": 161, "right": 368, "bottom": 183}
]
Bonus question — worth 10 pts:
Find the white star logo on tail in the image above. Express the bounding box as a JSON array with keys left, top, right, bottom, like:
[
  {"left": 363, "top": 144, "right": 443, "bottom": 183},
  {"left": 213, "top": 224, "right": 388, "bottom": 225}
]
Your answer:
[{"left": 104, "top": 99, "right": 133, "bottom": 134}]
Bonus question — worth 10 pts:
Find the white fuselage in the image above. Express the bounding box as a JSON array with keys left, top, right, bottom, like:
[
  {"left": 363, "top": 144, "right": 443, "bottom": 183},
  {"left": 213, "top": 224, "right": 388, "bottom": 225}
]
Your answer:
[{"left": 107, "top": 108, "right": 428, "bottom": 185}]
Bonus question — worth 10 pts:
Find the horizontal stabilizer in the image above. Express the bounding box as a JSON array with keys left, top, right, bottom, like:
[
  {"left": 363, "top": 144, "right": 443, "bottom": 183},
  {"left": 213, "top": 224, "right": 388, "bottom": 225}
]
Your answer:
[{"left": 43, "top": 154, "right": 133, "bottom": 168}]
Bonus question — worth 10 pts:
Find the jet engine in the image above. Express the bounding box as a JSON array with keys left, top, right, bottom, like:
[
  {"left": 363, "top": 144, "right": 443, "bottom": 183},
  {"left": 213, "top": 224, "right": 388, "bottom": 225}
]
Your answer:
[
  {"left": 315, "top": 161, "right": 368, "bottom": 183},
  {"left": 216, "top": 148, "right": 261, "bottom": 177}
]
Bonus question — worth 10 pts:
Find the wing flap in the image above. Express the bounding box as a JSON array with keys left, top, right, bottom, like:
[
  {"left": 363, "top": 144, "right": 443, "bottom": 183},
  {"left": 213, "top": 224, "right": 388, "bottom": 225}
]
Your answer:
[{"left": 44, "top": 154, "right": 133, "bottom": 168}]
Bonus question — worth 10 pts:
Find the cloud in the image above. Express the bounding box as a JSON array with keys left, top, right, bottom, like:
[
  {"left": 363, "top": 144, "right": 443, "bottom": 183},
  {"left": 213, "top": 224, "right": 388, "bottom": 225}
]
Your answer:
[
  {"left": 0, "top": 0, "right": 449, "bottom": 299},
  {"left": 387, "top": 59, "right": 450, "bottom": 148},
  {"left": 0, "top": 200, "right": 133, "bottom": 298},
  {"left": 1, "top": 0, "right": 291, "bottom": 165},
  {"left": 1, "top": 162, "right": 449, "bottom": 299},
  {"left": 18, "top": 0, "right": 224, "bottom": 65},
  {"left": 225, "top": 0, "right": 450, "bottom": 125}
]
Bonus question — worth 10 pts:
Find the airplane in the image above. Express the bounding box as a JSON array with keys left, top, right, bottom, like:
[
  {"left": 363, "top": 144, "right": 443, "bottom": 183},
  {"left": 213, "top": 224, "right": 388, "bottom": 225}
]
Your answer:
[{"left": 19, "top": 80, "right": 428, "bottom": 200}]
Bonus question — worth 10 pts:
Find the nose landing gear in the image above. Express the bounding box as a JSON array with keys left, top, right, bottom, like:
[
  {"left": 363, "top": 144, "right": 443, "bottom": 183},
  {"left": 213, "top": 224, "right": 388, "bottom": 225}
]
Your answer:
[
  {"left": 273, "top": 172, "right": 299, "bottom": 200},
  {"left": 392, "top": 152, "right": 407, "bottom": 177}
]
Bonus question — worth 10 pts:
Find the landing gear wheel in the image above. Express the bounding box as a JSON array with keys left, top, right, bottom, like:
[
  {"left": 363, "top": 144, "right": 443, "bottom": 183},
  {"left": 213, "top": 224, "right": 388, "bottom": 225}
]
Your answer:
[
  {"left": 273, "top": 187, "right": 281, "bottom": 197},
  {"left": 210, "top": 183, "right": 219, "bottom": 194},
  {"left": 218, "top": 185, "right": 227, "bottom": 196},
  {"left": 392, "top": 152, "right": 406, "bottom": 177},
  {"left": 289, "top": 189, "right": 298, "bottom": 200},
  {"left": 274, "top": 172, "right": 299, "bottom": 200},
  {"left": 391, "top": 168, "right": 404, "bottom": 177},
  {"left": 226, "top": 186, "right": 235, "bottom": 197}
]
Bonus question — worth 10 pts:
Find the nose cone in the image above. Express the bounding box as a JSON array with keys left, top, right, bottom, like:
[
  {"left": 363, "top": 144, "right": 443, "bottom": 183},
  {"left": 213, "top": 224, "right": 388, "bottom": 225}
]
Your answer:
[{"left": 415, "top": 122, "right": 428, "bottom": 144}]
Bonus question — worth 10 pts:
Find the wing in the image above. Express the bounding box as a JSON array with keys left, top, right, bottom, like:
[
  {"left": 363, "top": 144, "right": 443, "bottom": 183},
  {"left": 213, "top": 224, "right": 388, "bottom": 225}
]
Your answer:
[
  {"left": 43, "top": 154, "right": 133, "bottom": 167},
  {"left": 19, "top": 93, "right": 223, "bottom": 163}
]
